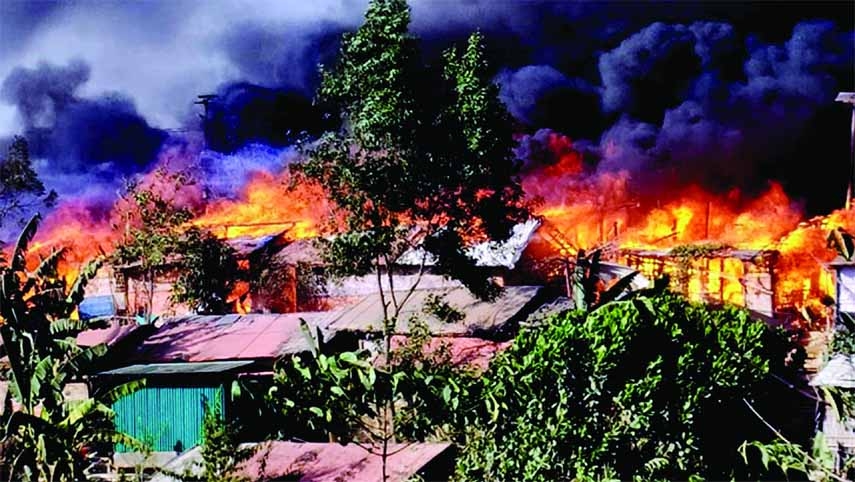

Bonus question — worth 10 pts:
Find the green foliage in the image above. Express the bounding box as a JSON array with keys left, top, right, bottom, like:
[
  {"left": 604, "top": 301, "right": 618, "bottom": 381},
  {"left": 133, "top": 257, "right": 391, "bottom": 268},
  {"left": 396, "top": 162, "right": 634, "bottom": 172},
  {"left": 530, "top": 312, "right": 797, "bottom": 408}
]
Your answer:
[
  {"left": 453, "top": 293, "right": 800, "bottom": 481},
  {"left": 0, "top": 215, "right": 145, "bottom": 481},
  {"left": 171, "top": 228, "right": 243, "bottom": 315},
  {"left": 669, "top": 242, "right": 732, "bottom": 292},
  {"left": 112, "top": 168, "right": 195, "bottom": 320},
  {"left": 296, "top": 0, "right": 528, "bottom": 294},
  {"left": 197, "top": 395, "right": 254, "bottom": 482},
  {"left": 0, "top": 136, "right": 57, "bottom": 228},
  {"left": 112, "top": 168, "right": 243, "bottom": 317},
  {"left": 112, "top": 167, "right": 195, "bottom": 271},
  {"left": 423, "top": 293, "right": 464, "bottom": 324},
  {"left": 267, "top": 319, "right": 478, "bottom": 445},
  {"left": 831, "top": 313, "right": 855, "bottom": 354}
]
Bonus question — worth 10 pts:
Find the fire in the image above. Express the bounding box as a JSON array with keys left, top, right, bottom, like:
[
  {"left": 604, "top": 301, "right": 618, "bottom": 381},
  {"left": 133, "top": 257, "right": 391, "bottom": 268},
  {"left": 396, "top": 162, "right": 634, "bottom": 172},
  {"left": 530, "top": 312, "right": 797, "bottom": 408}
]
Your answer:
[
  {"left": 12, "top": 129, "right": 854, "bottom": 325},
  {"left": 193, "top": 170, "right": 329, "bottom": 240},
  {"left": 526, "top": 132, "right": 846, "bottom": 324},
  {"left": 28, "top": 202, "right": 117, "bottom": 285}
]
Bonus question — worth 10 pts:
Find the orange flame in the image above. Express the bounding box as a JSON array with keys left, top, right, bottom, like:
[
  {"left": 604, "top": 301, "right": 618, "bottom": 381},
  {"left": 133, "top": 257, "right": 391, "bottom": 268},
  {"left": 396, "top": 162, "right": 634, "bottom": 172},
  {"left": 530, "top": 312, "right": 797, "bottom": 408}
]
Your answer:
[{"left": 193, "top": 171, "right": 329, "bottom": 240}]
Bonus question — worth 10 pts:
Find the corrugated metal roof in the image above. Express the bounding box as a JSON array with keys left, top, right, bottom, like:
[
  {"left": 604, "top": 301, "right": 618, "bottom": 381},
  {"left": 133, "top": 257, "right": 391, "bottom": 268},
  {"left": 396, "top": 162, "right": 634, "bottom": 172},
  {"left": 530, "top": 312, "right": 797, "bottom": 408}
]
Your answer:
[
  {"left": 811, "top": 354, "right": 855, "bottom": 388},
  {"left": 325, "top": 285, "right": 542, "bottom": 336},
  {"left": 384, "top": 336, "right": 511, "bottom": 371},
  {"left": 122, "top": 312, "right": 334, "bottom": 364},
  {"left": 226, "top": 233, "right": 280, "bottom": 256},
  {"left": 100, "top": 360, "right": 253, "bottom": 376},
  {"left": 76, "top": 320, "right": 141, "bottom": 347},
  {"left": 396, "top": 219, "right": 541, "bottom": 269},
  {"left": 151, "top": 442, "right": 452, "bottom": 482},
  {"left": 273, "top": 238, "right": 323, "bottom": 265}
]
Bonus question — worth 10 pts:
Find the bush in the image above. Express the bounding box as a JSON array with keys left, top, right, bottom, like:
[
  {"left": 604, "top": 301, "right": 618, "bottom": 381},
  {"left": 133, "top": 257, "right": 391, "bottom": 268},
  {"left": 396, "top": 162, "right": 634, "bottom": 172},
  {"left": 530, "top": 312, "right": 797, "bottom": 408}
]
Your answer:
[{"left": 454, "top": 293, "right": 804, "bottom": 481}]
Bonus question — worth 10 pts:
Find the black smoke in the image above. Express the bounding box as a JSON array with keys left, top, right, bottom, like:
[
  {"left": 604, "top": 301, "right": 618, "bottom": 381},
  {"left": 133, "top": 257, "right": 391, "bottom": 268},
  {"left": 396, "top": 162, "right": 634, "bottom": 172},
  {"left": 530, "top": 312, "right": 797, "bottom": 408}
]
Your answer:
[
  {"left": 202, "top": 82, "right": 329, "bottom": 154},
  {"left": 0, "top": 0, "right": 852, "bottom": 216},
  {"left": 0, "top": 60, "right": 167, "bottom": 179},
  {"left": 509, "top": 18, "right": 854, "bottom": 214}
]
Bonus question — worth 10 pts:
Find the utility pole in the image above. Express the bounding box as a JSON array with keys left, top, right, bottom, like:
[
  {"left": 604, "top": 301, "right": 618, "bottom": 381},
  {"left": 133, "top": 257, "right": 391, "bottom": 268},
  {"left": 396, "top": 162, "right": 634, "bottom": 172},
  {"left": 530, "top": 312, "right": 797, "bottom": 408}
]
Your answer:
[
  {"left": 835, "top": 92, "right": 855, "bottom": 209},
  {"left": 195, "top": 94, "right": 217, "bottom": 149}
]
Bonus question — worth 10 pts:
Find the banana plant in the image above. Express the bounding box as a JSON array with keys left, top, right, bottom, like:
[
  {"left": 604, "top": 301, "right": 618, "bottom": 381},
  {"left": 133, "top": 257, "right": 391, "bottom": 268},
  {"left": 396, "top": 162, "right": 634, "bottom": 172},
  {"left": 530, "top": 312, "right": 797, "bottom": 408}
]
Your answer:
[{"left": 0, "top": 215, "right": 145, "bottom": 481}]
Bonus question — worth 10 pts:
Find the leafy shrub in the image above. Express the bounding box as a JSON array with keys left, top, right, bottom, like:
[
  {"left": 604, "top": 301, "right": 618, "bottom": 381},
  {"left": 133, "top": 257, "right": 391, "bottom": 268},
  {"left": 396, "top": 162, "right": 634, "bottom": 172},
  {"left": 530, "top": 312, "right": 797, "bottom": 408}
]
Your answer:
[{"left": 454, "top": 293, "right": 803, "bottom": 481}]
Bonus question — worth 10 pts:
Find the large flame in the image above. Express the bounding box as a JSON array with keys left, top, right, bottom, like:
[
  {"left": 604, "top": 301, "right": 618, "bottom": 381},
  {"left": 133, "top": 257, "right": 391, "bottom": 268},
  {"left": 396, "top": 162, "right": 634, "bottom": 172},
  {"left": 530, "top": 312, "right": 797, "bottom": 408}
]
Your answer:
[
  {"left": 192, "top": 170, "right": 328, "bottom": 240},
  {"left": 18, "top": 133, "right": 854, "bottom": 323}
]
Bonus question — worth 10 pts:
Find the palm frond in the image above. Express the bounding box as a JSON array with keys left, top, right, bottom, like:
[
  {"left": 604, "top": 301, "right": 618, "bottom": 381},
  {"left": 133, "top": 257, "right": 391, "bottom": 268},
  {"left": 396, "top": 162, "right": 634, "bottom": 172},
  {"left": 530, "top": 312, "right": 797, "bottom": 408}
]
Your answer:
[
  {"left": 58, "top": 398, "right": 97, "bottom": 429},
  {"left": 97, "top": 379, "right": 147, "bottom": 406},
  {"left": 36, "top": 247, "right": 67, "bottom": 277},
  {"left": 597, "top": 271, "right": 639, "bottom": 307},
  {"left": 61, "top": 343, "right": 107, "bottom": 374},
  {"left": 65, "top": 257, "right": 104, "bottom": 309},
  {"left": 49, "top": 317, "right": 108, "bottom": 337},
  {"left": 84, "top": 430, "right": 148, "bottom": 452},
  {"left": 12, "top": 215, "right": 41, "bottom": 273}
]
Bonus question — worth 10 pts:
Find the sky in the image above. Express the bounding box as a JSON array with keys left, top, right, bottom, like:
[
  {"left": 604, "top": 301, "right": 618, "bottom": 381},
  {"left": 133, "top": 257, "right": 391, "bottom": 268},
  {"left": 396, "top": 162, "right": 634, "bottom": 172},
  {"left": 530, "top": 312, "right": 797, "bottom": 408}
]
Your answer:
[{"left": 0, "top": 0, "right": 853, "bottom": 215}]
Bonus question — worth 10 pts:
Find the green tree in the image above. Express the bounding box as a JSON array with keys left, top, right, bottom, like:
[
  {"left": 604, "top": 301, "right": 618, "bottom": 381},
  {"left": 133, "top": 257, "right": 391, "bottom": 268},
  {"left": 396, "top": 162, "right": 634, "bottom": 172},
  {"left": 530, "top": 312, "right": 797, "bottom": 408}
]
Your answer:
[
  {"left": 453, "top": 293, "right": 806, "bottom": 481},
  {"left": 292, "top": 1, "right": 528, "bottom": 476},
  {"left": 0, "top": 136, "right": 57, "bottom": 229},
  {"left": 171, "top": 228, "right": 242, "bottom": 315},
  {"left": 112, "top": 168, "right": 195, "bottom": 321},
  {"left": 112, "top": 168, "right": 241, "bottom": 318},
  {"left": 0, "top": 215, "right": 144, "bottom": 481},
  {"left": 196, "top": 396, "right": 254, "bottom": 482}
]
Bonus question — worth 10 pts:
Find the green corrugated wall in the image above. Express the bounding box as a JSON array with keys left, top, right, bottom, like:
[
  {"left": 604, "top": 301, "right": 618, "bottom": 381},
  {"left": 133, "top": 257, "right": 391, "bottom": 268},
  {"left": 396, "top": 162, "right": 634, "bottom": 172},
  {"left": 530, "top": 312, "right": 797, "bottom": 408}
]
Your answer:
[{"left": 113, "top": 385, "right": 224, "bottom": 452}]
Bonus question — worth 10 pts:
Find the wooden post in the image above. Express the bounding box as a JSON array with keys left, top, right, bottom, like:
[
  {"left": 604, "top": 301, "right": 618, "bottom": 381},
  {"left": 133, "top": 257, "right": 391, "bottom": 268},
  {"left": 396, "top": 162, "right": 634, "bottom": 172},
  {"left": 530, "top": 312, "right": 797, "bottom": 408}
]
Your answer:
[{"left": 705, "top": 201, "right": 711, "bottom": 239}]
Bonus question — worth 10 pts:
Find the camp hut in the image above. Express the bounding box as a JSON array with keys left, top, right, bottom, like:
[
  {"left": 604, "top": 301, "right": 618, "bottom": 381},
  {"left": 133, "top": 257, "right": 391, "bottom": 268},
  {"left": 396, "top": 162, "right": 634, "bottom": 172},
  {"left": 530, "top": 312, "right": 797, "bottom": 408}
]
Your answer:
[
  {"left": 94, "top": 312, "right": 335, "bottom": 467},
  {"left": 810, "top": 353, "right": 855, "bottom": 477}
]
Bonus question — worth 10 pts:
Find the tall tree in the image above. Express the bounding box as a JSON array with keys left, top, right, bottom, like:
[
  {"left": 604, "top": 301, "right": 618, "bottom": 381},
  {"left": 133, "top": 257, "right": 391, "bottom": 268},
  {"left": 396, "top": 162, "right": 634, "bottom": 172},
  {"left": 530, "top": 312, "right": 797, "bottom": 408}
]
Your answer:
[
  {"left": 292, "top": 0, "right": 529, "bottom": 478},
  {"left": 112, "top": 168, "right": 195, "bottom": 322},
  {"left": 0, "top": 137, "right": 57, "bottom": 230}
]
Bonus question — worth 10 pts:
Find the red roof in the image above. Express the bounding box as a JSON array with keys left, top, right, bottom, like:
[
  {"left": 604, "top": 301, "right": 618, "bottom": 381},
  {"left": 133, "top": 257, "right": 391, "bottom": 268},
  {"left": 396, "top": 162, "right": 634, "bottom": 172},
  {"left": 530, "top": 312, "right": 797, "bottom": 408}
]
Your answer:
[
  {"left": 76, "top": 320, "right": 141, "bottom": 347},
  {"left": 385, "top": 336, "right": 511, "bottom": 371},
  {"left": 124, "top": 313, "right": 332, "bottom": 364},
  {"left": 240, "top": 442, "right": 451, "bottom": 482},
  {"left": 155, "top": 442, "right": 451, "bottom": 482}
]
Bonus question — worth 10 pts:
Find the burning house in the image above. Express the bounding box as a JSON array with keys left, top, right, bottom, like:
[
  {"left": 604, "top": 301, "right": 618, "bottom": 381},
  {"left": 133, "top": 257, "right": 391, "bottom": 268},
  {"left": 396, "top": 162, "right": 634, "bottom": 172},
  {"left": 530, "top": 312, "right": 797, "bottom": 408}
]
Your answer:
[{"left": 620, "top": 246, "right": 779, "bottom": 319}]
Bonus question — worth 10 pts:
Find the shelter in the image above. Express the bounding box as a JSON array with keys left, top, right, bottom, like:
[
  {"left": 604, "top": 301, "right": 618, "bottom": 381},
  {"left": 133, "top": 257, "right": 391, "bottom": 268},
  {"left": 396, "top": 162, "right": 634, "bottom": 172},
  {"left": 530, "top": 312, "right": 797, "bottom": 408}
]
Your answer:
[
  {"left": 150, "top": 442, "right": 454, "bottom": 482},
  {"left": 811, "top": 354, "right": 855, "bottom": 472},
  {"left": 621, "top": 247, "right": 778, "bottom": 318},
  {"left": 95, "top": 312, "right": 336, "bottom": 455}
]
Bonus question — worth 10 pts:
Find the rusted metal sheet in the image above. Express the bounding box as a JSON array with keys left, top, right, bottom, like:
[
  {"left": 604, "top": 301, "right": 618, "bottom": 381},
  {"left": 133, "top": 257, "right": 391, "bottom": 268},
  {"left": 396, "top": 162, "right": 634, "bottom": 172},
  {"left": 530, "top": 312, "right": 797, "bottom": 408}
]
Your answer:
[
  {"left": 152, "top": 442, "right": 452, "bottom": 482},
  {"left": 120, "top": 312, "right": 333, "bottom": 363},
  {"left": 76, "top": 319, "right": 141, "bottom": 347},
  {"left": 325, "top": 285, "right": 543, "bottom": 336}
]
